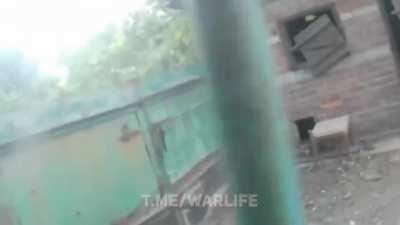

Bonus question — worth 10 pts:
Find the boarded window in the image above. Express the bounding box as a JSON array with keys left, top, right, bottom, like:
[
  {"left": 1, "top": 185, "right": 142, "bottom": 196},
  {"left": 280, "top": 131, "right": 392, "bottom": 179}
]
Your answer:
[{"left": 279, "top": 4, "right": 349, "bottom": 76}]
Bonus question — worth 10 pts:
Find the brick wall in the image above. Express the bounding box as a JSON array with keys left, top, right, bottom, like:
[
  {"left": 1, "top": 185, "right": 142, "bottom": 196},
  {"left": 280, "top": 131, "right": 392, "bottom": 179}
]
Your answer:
[{"left": 265, "top": 0, "right": 400, "bottom": 141}]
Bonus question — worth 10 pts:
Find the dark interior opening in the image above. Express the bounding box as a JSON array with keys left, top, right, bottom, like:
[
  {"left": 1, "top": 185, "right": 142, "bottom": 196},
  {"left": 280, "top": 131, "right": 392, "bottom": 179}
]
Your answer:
[
  {"left": 293, "top": 50, "right": 306, "bottom": 63},
  {"left": 382, "top": 0, "right": 400, "bottom": 58},
  {"left": 284, "top": 8, "right": 337, "bottom": 46},
  {"left": 295, "top": 117, "right": 316, "bottom": 141}
]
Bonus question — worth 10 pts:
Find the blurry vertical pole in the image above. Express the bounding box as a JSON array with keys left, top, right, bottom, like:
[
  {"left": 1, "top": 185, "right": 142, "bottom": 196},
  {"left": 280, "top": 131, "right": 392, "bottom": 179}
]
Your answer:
[{"left": 189, "top": 1, "right": 304, "bottom": 225}]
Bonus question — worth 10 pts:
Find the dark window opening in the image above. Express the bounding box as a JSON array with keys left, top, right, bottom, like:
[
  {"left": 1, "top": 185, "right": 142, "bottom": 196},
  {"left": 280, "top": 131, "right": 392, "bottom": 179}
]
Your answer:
[
  {"left": 380, "top": 0, "right": 400, "bottom": 65},
  {"left": 278, "top": 3, "right": 349, "bottom": 75},
  {"left": 383, "top": 0, "right": 399, "bottom": 40},
  {"left": 293, "top": 50, "right": 306, "bottom": 63},
  {"left": 284, "top": 9, "right": 339, "bottom": 46},
  {"left": 295, "top": 117, "right": 316, "bottom": 141}
]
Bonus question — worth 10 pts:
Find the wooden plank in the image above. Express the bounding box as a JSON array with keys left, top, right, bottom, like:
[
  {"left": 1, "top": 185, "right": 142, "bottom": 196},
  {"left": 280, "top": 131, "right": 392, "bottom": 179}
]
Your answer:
[
  {"left": 310, "top": 44, "right": 349, "bottom": 75},
  {"left": 312, "top": 115, "right": 349, "bottom": 137},
  {"left": 301, "top": 24, "right": 345, "bottom": 66},
  {"left": 293, "top": 15, "right": 332, "bottom": 49},
  {"left": 291, "top": 14, "right": 349, "bottom": 75}
]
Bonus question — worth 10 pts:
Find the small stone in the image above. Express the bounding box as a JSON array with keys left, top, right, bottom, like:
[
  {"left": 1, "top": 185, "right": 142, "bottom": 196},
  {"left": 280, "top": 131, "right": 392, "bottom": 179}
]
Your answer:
[
  {"left": 305, "top": 200, "right": 314, "bottom": 209},
  {"left": 307, "top": 164, "right": 315, "bottom": 172},
  {"left": 323, "top": 216, "right": 333, "bottom": 224},
  {"left": 349, "top": 220, "right": 356, "bottom": 225},
  {"left": 339, "top": 179, "right": 347, "bottom": 184},
  {"left": 359, "top": 140, "right": 374, "bottom": 152},
  {"left": 342, "top": 159, "right": 355, "bottom": 170},
  {"left": 344, "top": 191, "right": 352, "bottom": 199},
  {"left": 360, "top": 168, "right": 382, "bottom": 181},
  {"left": 347, "top": 200, "right": 355, "bottom": 207}
]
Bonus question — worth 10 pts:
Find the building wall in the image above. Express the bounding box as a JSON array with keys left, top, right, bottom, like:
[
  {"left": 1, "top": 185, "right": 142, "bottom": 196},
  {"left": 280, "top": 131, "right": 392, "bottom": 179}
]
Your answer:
[
  {"left": 0, "top": 114, "right": 158, "bottom": 225},
  {"left": 265, "top": 0, "right": 400, "bottom": 141},
  {"left": 0, "top": 80, "right": 222, "bottom": 225}
]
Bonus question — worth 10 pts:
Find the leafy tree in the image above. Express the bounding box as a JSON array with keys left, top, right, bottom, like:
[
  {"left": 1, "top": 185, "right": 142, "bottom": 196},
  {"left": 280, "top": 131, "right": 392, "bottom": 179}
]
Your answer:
[
  {"left": 0, "top": 0, "right": 197, "bottom": 113},
  {"left": 63, "top": 0, "right": 197, "bottom": 95},
  {"left": 0, "top": 48, "right": 39, "bottom": 93},
  {"left": 0, "top": 48, "right": 43, "bottom": 112}
]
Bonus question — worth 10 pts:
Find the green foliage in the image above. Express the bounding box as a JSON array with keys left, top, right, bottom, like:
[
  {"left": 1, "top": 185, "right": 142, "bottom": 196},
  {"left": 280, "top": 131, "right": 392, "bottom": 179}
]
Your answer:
[
  {"left": 0, "top": 0, "right": 196, "bottom": 113},
  {"left": 0, "top": 49, "right": 39, "bottom": 93},
  {"left": 63, "top": 0, "right": 197, "bottom": 94},
  {"left": 0, "top": 48, "right": 45, "bottom": 112},
  {"left": 0, "top": 76, "right": 60, "bottom": 113}
]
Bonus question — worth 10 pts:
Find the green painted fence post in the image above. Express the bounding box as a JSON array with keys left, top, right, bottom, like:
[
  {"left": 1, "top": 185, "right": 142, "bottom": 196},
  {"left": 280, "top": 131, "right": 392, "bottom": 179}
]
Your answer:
[
  {"left": 134, "top": 105, "right": 187, "bottom": 225},
  {"left": 190, "top": 1, "right": 305, "bottom": 225}
]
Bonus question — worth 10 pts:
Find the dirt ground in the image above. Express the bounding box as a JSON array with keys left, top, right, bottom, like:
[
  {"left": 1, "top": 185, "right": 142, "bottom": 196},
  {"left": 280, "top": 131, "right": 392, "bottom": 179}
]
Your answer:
[
  {"left": 202, "top": 138, "right": 400, "bottom": 225},
  {"left": 299, "top": 149, "right": 400, "bottom": 225}
]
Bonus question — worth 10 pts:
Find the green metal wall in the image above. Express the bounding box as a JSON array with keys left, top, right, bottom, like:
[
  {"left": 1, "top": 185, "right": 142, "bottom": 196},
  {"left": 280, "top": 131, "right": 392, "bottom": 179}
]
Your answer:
[{"left": 0, "top": 80, "right": 222, "bottom": 225}]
